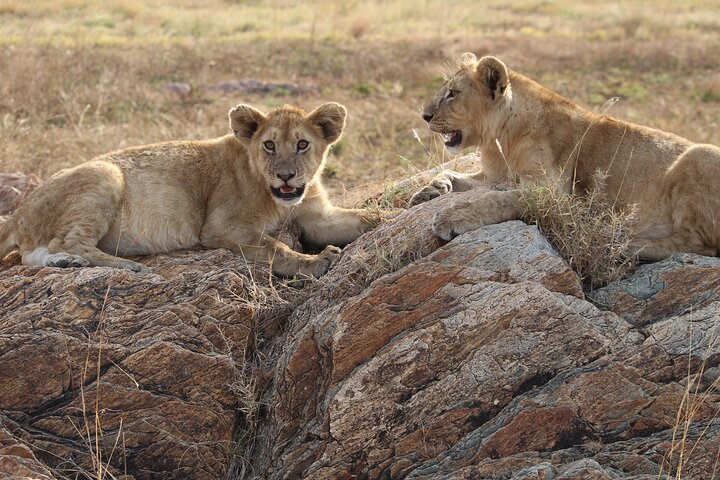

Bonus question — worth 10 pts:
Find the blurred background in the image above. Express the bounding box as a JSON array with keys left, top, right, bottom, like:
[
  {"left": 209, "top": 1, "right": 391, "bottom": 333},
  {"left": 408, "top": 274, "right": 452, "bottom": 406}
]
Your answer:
[{"left": 1, "top": 0, "right": 719, "bottom": 198}]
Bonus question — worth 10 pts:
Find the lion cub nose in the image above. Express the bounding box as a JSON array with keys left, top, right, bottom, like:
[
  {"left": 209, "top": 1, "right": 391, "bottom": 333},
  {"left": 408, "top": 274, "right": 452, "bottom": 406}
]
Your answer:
[
  {"left": 277, "top": 171, "right": 296, "bottom": 182},
  {"left": 422, "top": 113, "right": 434, "bottom": 122}
]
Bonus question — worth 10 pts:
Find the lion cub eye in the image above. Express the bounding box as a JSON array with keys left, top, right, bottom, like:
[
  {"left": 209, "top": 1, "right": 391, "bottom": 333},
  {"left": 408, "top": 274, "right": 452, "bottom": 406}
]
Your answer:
[
  {"left": 297, "top": 140, "right": 309, "bottom": 152},
  {"left": 263, "top": 140, "right": 275, "bottom": 153},
  {"left": 446, "top": 89, "right": 457, "bottom": 100}
]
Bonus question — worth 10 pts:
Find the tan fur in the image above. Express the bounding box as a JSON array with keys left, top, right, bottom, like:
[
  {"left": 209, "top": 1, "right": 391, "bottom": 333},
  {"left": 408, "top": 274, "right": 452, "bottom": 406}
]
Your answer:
[
  {"left": 410, "top": 53, "right": 720, "bottom": 260},
  {"left": 0, "top": 103, "right": 377, "bottom": 277}
]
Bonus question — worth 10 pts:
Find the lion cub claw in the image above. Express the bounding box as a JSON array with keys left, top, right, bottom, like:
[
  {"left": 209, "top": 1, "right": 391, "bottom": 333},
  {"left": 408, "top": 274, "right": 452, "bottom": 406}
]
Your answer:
[
  {"left": 307, "top": 245, "right": 342, "bottom": 277},
  {"left": 46, "top": 253, "right": 91, "bottom": 268},
  {"left": 409, "top": 173, "right": 454, "bottom": 206}
]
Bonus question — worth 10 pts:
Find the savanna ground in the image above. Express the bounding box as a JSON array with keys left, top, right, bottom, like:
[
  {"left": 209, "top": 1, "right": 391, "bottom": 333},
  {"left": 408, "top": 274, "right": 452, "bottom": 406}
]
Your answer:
[{"left": 2, "top": 0, "right": 720, "bottom": 202}]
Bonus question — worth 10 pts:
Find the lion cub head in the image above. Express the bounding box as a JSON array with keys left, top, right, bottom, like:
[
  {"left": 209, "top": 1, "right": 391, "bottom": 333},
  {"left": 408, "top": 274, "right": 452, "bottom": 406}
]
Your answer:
[
  {"left": 422, "top": 53, "right": 512, "bottom": 154},
  {"left": 229, "top": 102, "right": 346, "bottom": 206}
]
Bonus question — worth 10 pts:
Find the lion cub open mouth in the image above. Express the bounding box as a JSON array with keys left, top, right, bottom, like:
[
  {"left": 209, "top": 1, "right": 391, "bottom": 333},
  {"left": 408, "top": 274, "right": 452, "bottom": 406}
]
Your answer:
[
  {"left": 272, "top": 184, "right": 306, "bottom": 201},
  {"left": 445, "top": 130, "right": 462, "bottom": 148}
]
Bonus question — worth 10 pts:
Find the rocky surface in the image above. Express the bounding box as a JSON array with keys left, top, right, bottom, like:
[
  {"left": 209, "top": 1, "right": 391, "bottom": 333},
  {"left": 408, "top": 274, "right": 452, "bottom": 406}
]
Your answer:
[
  {"left": 589, "top": 253, "right": 720, "bottom": 326},
  {"left": 0, "top": 174, "right": 718, "bottom": 479},
  {"left": 0, "top": 249, "right": 295, "bottom": 479},
  {"left": 162, "top": 79, "right": 315, "bottom": 98},
  {"left": 0, "top": 424, "right": 54, "bottom": 480},
  {"left": 248, "top": 189, "right": 719, "bottom": 479}
]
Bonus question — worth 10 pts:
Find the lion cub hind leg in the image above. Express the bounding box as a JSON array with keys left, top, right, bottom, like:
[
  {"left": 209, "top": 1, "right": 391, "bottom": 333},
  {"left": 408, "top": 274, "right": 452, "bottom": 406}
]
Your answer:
[
  {"left": 43, "top": 230, "right": 150, "bottom": 273},
  {"left": 28, "top": 244, "right": 149, "bottom": 272},
  {"left": 48, "top": 213, "right": 150, "bottom": 273},
  {"left": 630, "top": 239, "right": 716, "bottom": 262},
  {"left": 58, "top": 243, "right": 150, "bottom": 272},
  {"left": 633, "top": 144, "right": 720, "bottom": 260},
  {"left": 14, "top": 161, "right": 150, "bottom": 272}
]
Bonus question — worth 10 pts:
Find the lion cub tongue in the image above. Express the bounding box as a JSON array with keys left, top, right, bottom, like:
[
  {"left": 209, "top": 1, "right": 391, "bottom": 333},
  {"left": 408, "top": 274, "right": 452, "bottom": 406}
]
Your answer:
[
  {"left": 280, "top": 186, "right": 296, "bottom": 194},
  {"left": 445, "top": 131, "right": 462, "bottom": 147}
]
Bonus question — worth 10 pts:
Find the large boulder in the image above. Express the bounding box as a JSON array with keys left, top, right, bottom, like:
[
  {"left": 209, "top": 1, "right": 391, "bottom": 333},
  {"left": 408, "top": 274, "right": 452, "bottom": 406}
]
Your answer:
[
  {"left": 0, "top": 249, "right": 296, "bottom": 480},
  {"left": 248, "top": 190, "right": 720, "bottom": 479},
  {"left": 1, "top": 174, "right": 718, "bottom": 479}
]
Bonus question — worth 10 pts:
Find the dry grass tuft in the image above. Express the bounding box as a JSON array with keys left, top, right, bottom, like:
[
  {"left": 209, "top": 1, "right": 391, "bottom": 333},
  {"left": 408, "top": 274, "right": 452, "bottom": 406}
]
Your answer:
[
  {"left": 361, "top": 236, "right": 423, "bottom": 286},
  {"left": 225, "top": 349, "right": 266, "bottom": 480},
  {"left": 659, "top": 331, "right": 720, "bottom": 479},
  {"left": 520, "top": 170, "right": 638, "bottom": 291}
]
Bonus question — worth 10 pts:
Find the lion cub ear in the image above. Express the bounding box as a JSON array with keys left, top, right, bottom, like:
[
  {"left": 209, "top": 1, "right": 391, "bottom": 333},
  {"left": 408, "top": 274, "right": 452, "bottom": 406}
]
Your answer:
[
  {"left": 229, "top": 104, "right": 266, "bottom": 143},
  {"left": 459, "top": 52, "right": 477, "bottom": 66},
  {"left": 476, "top": 56, "right": 510, "bottom": 100},
  {"left": 307, "top": 102, "right": 347, "bottom": 144}
]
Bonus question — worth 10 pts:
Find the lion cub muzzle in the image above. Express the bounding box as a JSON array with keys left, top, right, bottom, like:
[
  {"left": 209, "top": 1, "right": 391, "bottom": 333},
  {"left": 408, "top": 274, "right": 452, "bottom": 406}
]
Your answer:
[
  {"left": 422, "top": 110, "right": 463, "bottom": 148},
  {"left": 270, "top": 164, "right": 306, "bottom": 204}
]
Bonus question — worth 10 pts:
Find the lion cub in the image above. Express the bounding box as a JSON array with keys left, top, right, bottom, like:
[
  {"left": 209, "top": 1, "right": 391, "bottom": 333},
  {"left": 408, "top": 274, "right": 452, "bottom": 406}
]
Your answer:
[
  {"left": 411, "top": 53, "right": 720, "bottom": 260},
  {"left": 0, "top": 102, "right": 375, "bottom": 277}
]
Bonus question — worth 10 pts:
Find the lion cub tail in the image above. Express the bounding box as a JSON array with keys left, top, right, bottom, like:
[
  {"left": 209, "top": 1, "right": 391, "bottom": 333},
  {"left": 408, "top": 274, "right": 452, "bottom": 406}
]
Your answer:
[{"left": 0, "top": 218, "right": 17, "bottom": 260}]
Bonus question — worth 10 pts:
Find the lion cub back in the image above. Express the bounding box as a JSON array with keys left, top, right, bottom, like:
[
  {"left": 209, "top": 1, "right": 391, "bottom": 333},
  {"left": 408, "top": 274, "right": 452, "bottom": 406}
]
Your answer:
[{"left": 96, "top": 137, "right": 245, "bottom": 255}]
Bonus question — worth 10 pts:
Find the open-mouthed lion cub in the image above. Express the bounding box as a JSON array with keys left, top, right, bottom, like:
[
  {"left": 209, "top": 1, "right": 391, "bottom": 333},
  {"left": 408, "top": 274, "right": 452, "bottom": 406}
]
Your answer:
[
  {"left": 0, "top": 102, "right": 377, "bottom": 277},
  {"left": 410, "top": 53, "right": 720, "bottom": 260}
]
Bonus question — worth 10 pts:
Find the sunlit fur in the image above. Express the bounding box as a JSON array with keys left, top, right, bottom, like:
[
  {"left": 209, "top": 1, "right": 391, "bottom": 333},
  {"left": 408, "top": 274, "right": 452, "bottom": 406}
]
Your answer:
[{"left": 413, "top": 53, "right": 720, "bottom": 260}]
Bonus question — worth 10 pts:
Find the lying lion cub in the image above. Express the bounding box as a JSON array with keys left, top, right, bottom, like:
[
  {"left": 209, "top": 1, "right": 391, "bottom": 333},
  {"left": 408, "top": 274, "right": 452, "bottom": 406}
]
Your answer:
[
  {"left": 411, "top": 53, "right": 720, "bottom": 260},
  {"left": 0, "top": 102, "right": 376, "bottom": 277}
]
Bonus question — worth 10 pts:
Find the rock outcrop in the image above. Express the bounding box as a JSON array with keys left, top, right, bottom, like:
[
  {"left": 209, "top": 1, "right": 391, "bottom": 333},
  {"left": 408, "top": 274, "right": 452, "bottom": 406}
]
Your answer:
[
  {"left": 0, "top": 177, "right": 718, "bottom": 479},
  {"left": 246, "top": 190, "right": 719, "bottom": 479},
  {"left": 0, "top": 249, "right": 295, "bottom": 479}
]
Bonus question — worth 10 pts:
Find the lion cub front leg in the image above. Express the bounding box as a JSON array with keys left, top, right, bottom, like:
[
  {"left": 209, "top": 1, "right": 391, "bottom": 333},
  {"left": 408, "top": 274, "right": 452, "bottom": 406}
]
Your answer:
[
  {"left": 280, "top": 244, "right": 342, "bottom": 278},
  {"left": 260, "top": 236, "right": 342, "bottom": 278},
  {"left": 261, "top": 234, "right": 342, "bottom": 278},
  {"left": 294, "top": 204, "right": 385, "bottom": 250},
  {"left": 409, "top": 171, "right": 488, "bottom": 206},
  {"left": 204, "top": 230, "right": 341, "bottom": 278},
  {"left": 431, "top": 189, "right": 524, "bottom": 241}
]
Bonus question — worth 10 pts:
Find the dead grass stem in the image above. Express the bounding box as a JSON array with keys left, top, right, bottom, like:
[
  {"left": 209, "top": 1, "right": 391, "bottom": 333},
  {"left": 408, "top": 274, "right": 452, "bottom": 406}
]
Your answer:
[{"left": 659, "top": 326, "right": 720, "bottom": 479}]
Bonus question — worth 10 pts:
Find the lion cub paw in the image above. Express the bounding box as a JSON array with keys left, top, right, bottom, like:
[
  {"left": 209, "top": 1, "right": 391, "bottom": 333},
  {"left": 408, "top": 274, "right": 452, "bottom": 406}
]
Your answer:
[
  {"left": 431, "top": 207, "right": 475, "bottom": 241},
  {"left": 309, "top": 245, "right": 342, "bottom": 277},
  {"left": 46, "top": 253, "right": 91, "bottom": 268},
  {"left": 409, "top": 174, "right": 454, "bottom": 206},
  {"left": 116, "top": 259, "right": 152, "bottom": 273}
]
